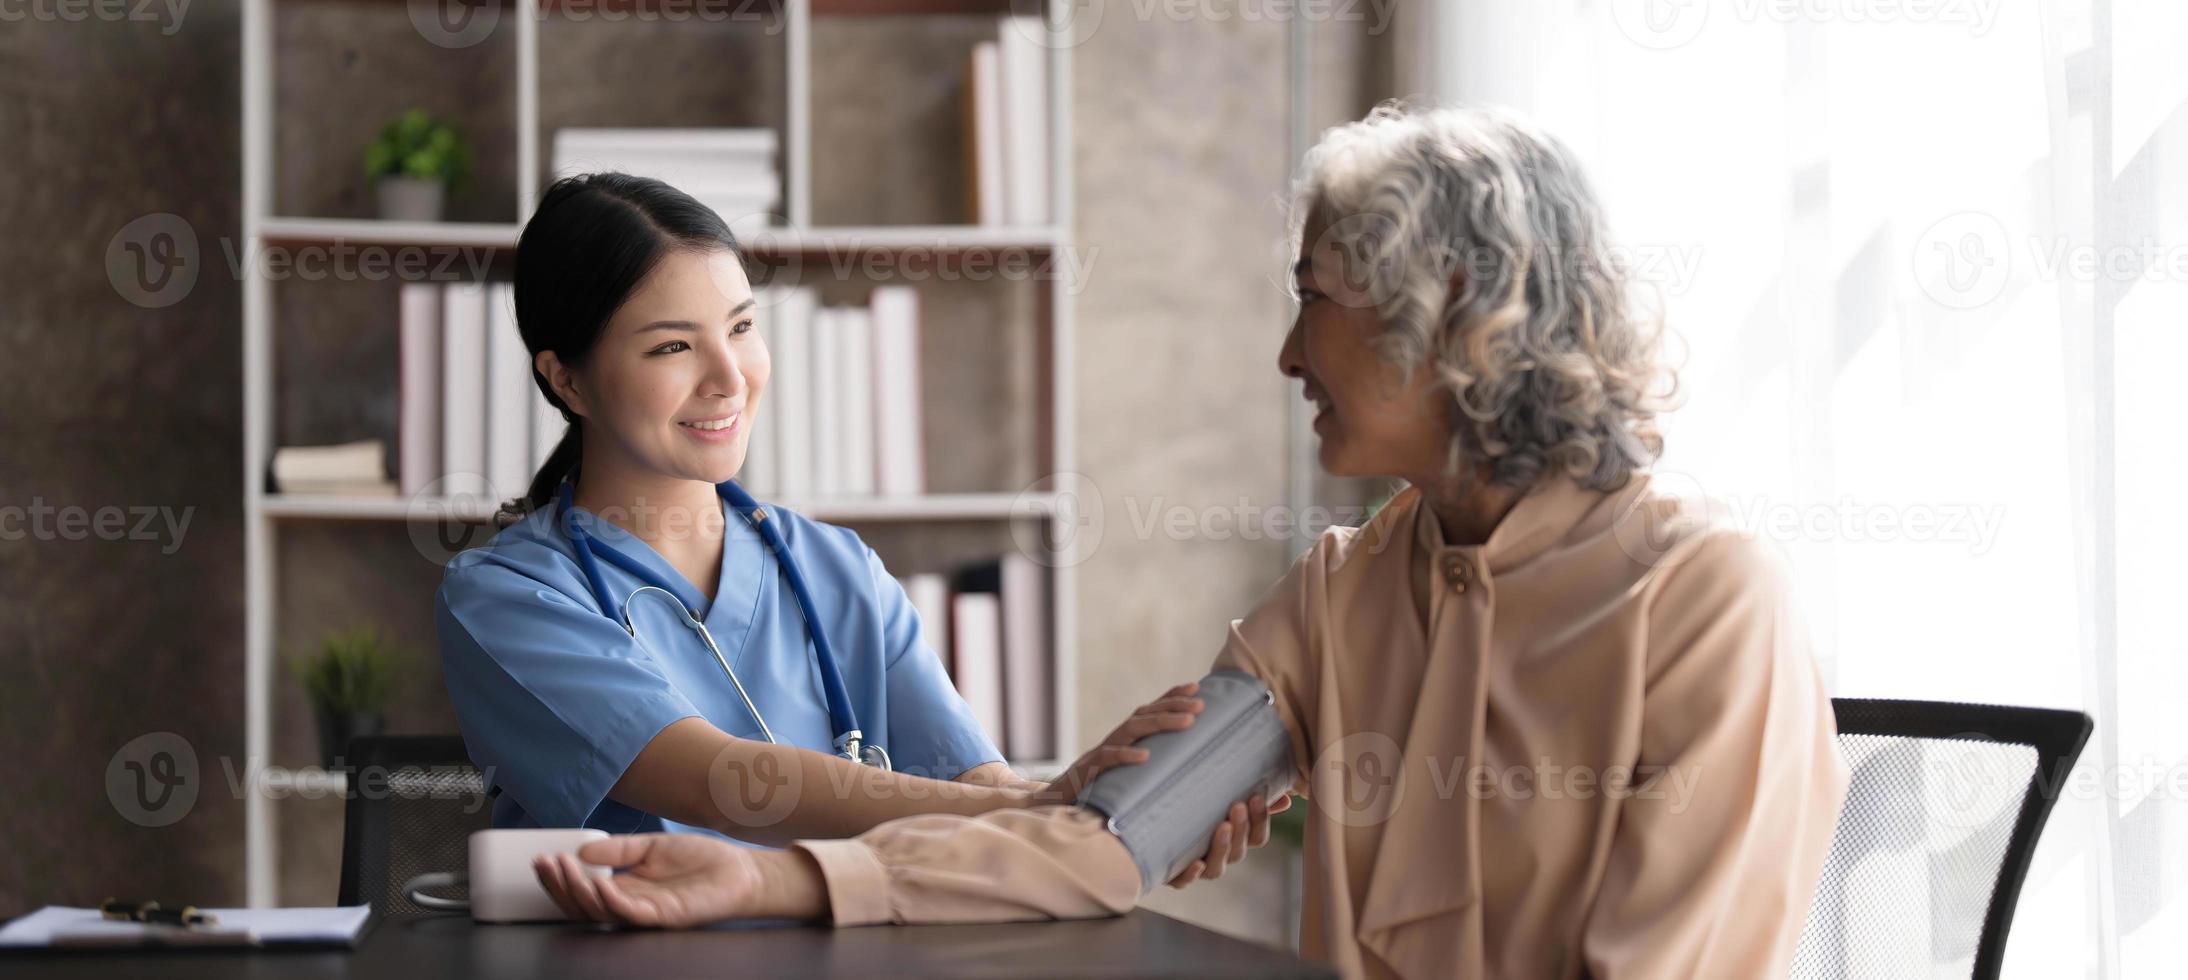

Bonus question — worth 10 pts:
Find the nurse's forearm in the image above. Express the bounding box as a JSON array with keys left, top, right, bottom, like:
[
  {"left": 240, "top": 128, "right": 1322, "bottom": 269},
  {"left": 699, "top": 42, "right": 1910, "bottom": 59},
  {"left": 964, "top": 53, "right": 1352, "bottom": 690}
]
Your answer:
[{"left": 611, "top": 718, "right": 1033, "bottom": 846}]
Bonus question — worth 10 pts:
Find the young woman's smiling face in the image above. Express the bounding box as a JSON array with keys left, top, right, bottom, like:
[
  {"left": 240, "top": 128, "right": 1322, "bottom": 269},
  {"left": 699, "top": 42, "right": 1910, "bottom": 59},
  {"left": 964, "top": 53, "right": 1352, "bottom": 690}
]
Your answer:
[{"left": 541, "top": 248, "right": 769, "bottom": 486}]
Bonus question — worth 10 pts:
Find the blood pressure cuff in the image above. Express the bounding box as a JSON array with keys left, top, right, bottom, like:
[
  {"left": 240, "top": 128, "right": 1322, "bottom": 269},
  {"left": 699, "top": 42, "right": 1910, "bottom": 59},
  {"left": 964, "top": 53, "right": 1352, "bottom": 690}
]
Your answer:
[{"left": 1074, "top": 669, "right": 1296, "bottom": 892}]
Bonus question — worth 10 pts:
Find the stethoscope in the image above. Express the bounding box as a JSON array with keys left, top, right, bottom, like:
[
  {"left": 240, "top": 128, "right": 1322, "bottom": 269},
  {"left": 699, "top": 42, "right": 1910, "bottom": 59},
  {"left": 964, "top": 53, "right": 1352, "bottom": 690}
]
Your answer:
[{"left": 557, "top": 479, "right": 892, "bottom": 771}]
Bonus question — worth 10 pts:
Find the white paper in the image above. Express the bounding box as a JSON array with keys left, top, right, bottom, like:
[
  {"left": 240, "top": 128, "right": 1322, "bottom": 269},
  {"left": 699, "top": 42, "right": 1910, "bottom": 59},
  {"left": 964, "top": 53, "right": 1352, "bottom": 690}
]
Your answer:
[{"left": 0, "top": 905, "right": 373, "bottom": 947}]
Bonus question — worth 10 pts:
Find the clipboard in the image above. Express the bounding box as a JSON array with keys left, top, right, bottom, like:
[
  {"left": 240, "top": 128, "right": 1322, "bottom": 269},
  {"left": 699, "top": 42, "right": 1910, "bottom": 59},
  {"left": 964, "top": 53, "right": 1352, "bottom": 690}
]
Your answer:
[{"left": 0, "top": 906, "right": 374, "bottom": 950}]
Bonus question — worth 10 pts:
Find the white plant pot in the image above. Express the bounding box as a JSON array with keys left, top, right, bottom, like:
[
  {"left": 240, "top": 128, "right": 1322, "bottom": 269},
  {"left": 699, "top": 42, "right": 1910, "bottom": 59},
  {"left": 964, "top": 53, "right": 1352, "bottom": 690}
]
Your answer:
[{"left": 376, "top": 177, "right": 446, "bottom": 223}]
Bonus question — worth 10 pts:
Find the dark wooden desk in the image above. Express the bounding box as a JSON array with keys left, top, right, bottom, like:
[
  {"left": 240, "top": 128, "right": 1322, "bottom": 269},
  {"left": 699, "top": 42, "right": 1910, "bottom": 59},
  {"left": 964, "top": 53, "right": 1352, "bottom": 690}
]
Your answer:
[{"left": 2, "top": 910, "right": 1335, "bottom": 979}]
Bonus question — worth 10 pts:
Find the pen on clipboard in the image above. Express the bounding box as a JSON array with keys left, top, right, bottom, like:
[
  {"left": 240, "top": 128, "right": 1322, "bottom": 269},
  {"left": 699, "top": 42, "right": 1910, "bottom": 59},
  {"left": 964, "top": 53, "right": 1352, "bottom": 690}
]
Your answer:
[
  {"left": 47, "top": 899, "right": 252, "bottom": 947},
  {"left": 99, "top": 897, "right": 221, "bottom": 928}
]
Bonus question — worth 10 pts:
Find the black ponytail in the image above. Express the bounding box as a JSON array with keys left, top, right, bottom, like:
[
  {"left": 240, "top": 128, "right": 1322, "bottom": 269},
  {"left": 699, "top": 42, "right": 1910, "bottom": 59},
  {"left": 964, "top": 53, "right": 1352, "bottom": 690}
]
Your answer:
[{"left": 500, "top": 171, "right": 743, "bottom": 518}]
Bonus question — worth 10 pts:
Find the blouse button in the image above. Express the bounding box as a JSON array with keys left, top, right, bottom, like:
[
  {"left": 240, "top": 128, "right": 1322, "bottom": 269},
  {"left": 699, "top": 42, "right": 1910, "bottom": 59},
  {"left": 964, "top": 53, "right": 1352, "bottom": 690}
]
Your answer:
[{"left": 1440, "top": 554, "right": 1468, "bottom": 593}]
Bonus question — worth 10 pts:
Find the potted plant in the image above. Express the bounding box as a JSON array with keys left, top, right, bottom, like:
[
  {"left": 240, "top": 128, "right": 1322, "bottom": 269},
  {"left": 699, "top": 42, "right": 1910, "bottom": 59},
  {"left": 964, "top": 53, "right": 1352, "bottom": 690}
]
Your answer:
[
  {"left": 364, "top": 108, "right": 472, "bottom": 222},
  {"left": 291, "top": 626, "right": 405, "bottom": 767}
]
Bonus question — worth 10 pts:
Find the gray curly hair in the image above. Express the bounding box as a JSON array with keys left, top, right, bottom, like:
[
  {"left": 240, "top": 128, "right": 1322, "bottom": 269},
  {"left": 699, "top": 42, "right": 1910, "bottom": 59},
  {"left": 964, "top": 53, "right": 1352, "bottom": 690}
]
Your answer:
[{"left": 1292, "top": 103, "right": 1675, "bottom": 492}]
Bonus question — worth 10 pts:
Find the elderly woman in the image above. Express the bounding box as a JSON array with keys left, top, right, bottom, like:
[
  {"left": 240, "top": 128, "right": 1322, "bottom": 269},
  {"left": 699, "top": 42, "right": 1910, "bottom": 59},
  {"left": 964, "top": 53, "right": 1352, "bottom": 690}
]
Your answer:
[{"left": 532, "top": 104, "right": 1849, "bottom": 979}]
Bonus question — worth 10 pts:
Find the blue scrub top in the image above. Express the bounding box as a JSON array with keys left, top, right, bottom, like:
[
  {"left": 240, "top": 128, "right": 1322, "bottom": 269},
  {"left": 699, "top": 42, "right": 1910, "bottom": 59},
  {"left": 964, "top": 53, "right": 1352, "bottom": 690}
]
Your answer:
[{"left": 434, "top": 496, "right": 1003, "bottom": 842}]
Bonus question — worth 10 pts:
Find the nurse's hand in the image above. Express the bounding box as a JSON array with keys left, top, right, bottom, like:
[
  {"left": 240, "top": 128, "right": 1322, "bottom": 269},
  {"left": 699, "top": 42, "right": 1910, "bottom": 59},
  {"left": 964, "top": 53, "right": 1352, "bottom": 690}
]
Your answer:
[{"left": 533, "top": 834, "right": 825, "bottom": 928}]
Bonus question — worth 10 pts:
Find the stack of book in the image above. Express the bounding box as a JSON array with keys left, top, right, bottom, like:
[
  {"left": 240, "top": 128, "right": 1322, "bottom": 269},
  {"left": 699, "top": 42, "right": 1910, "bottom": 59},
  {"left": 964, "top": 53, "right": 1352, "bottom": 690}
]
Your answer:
[
  {"left": 964, "top": 15, "right": 1051, "bottom": 226},
  {"left": 551, "top": 128, "right": 780, "bottom": 236},
  {"left": 398, "top": 281, "right": 562, "bottom": 502},
  {"left": 897, "top": 554, "right": 1052, "bottom": 761},
  {"left": 268, "top": 439, "right": 394, "bottom": 496},
  {"left": 737, "top": 285, "right": 926, "bottom": 501}
]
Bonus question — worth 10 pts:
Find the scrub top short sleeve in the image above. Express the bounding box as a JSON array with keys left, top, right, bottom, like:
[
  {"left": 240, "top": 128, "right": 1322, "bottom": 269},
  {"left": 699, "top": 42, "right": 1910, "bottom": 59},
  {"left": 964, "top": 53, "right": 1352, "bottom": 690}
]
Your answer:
[
  {"left": 863, "top": 547, "right": 1006, "bottom": 780},
  {"left": 436, "top": 559, "right": 702, "bottom": 831}
]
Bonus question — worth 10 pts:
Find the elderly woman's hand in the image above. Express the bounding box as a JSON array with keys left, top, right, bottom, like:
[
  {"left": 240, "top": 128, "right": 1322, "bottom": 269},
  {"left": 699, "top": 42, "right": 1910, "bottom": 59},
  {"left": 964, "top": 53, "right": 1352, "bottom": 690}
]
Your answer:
[
  {"left": 1036, "top": 680, "right": 1289, "bottom": 888},
  {"left": 533, "top": 834, "right": 825, "bottom": 928}
]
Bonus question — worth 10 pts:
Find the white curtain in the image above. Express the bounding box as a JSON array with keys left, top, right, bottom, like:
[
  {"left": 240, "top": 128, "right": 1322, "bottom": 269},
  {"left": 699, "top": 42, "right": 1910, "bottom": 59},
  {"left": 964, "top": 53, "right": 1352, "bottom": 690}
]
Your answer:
[{"left": 1405, "top": 1, "right": 2188, "bottom": 975}]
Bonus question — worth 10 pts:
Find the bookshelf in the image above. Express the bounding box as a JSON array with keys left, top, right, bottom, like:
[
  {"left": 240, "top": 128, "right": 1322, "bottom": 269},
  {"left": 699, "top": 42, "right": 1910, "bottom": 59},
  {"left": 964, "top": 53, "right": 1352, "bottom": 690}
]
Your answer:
[{"left": 241, "top": 0, "right": 1076, "bottom": 906}]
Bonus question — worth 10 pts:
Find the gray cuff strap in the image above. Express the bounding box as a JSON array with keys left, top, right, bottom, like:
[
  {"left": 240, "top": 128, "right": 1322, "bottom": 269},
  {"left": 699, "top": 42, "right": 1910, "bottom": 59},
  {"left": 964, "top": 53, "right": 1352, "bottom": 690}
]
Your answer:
[{"left": 1074, "top": 669, "right": 1296, "bottom": 892}]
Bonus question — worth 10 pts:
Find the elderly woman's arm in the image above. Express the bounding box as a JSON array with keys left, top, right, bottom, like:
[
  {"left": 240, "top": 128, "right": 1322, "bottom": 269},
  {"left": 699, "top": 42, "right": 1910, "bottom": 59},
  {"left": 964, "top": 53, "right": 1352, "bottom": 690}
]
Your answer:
[{"left": 1579, "top": 532, "right": 1849, "bottom": 979}]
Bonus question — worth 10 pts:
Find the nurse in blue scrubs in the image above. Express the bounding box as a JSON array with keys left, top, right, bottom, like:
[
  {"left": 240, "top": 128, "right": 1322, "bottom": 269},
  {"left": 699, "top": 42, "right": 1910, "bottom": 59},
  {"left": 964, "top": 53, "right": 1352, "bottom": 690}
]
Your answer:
[{"left": 437, "top": 173, "right": 1267, "bottom": 877}]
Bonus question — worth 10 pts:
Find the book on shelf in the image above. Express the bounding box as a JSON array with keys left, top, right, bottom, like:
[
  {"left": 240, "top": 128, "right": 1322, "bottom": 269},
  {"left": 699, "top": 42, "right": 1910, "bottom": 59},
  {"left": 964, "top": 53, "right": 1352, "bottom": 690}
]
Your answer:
[
  {"left": 739, "top": 290, "right": 926, "bottom": 503},
  {"left": 484, "top": 282, "right": 532, "bottom": 502},
  {"left": 933, "top": 557, "right": 1052, "bottom": 760},
  {"left": 838, "top": 305, "right": 876, "bottom": 497},
  {"left": 440, "top": 282, "right": 490, "bottom": 499},
  {"left": 1000, "top": 552, "right": 1053, "bottom": 759},
  {"left": 998, "top": 16, "right": 1051, "bottom": 226},
  {"left": 901, "top": 572, "right": 953, "bottom": 685},
  {"left": 767, "top": 287, "right": 817, "bottom": 499},
  {"left": 398, "top": 282, "right": 442, "bottom": 497},
  {"left": 810, "top": 306, "right": 844, "bottom": 496},
  {"left": 270, "top": 440, "right": 395, "bottom": 497},
  {"left": 950, "top": 588, "right": 1006, "bottom": 749},
  {"left": 966, "top": 42, "right": 1006, "bottom": 226},
  {"left": 870, "top": 286, "right": 927, "bottom": 497},
  {"left": 552, "top": 128, "right": 780, "bottom": 237},
  {"left": 965, "top": 22, "right": 1050, "bottom": 226},
  {"left": 397, "top": 280, "right": 558, "bottom": 504}
]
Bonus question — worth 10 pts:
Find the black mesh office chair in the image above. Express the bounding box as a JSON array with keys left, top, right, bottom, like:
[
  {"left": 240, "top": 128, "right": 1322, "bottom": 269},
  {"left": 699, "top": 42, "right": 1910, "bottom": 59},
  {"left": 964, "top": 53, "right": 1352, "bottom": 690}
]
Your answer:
[
  {"left": 336, "top": 735, "right": 494, "bottom": 918},
  {"left": 1791, "top": 699, "right": 2092, "bottom": 980}
]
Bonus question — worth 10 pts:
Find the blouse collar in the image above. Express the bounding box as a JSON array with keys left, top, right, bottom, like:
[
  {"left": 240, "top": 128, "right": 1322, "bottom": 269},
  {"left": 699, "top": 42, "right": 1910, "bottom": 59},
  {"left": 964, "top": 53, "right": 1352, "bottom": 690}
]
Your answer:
[{"left": 1405, "top": 473, "right": 1617, "bottom": 575}]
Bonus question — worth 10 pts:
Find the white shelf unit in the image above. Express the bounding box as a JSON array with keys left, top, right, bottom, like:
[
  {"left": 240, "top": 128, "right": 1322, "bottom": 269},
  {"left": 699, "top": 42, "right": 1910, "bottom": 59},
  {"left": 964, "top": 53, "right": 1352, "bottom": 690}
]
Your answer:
[{"left": 241, "top": 0, "right": 1077, "bottom": 906}]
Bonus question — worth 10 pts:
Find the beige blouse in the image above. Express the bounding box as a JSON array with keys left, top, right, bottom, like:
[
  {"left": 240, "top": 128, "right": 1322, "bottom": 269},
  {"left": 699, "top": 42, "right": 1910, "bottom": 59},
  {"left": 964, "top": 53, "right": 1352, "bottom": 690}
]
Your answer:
[{"left": 795, "top": 475, "right": 1849, "bottom": 979}]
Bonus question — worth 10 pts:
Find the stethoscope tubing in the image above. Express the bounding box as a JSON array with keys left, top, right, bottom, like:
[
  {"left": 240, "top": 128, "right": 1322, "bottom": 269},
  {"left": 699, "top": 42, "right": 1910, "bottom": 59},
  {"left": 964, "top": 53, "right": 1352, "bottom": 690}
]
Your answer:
[{"left": 557, "top": 480, "right": 886, "bottom": 769}]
